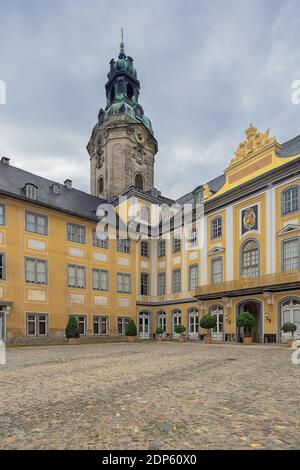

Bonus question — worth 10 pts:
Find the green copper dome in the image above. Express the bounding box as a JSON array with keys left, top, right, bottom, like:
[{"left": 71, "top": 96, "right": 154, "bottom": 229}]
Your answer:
[{"left": 95, "top": 37, "right": 154, "bottom": 135}]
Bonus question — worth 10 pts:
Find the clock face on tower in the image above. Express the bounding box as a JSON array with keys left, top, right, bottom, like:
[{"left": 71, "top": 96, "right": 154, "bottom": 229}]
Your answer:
[{"left": 135, "top": 131, "right": 145, "bottom": 145}]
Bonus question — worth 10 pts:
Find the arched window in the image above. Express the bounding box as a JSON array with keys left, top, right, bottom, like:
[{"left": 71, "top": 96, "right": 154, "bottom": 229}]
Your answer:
[
  {"left": 209, "top": 305, "right": 224, "bottom": 341},
  {"left": 127, "top": 83, "right": 134, "bottom": 100},
  {"left": 281, "top": 299, "right": 300, "bottom": 340},
  {"left": 98, "top": 177, "right": 104, "bottom": 195},
  {"left": 110, "top": 85, "right": 115, "bottom": 103},
  {"left": 135, "top": 173, "right": 144, "bottom": 191},
  {"left": 281, "top": 186, "right": 299, "bottom": 215},
  {"left": 188, "top": 308, "right": 199, "bottom": 337},
  {"left": 241, "top": 239, "right": 260, "bottom": 278},
  {"left": 211, "top": 217, "right": 222, "bottom": 239},
  {"left": 157, "top": 311, "right": 166, "bottom": 335}
]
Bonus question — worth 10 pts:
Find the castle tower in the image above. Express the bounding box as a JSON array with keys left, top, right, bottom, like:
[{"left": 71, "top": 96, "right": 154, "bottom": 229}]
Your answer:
[{"left": 87, "top": 35, "right": 158, "bottom": 200}]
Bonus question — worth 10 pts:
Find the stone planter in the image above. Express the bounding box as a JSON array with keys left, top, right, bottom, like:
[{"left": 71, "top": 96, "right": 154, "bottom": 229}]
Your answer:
[
  {"left": 67, "top": 338, "right": 80, "bottom": 345},
  {"left": 127, "top": 336, "right": 136, "bottom": 342},
  {"left": 243, "top": 336, "right": 253, "bottom": 345},
  {"left": 204, "top": 336, "right": 212, "bottom": 344},
  {"left": 177, "top": 335, "right": 186, "bottom": 342},
  {"left": 157, "top": 336, "right": 163, "bottom": 341},
  {"left": 287, "top": 338, "right": 294, "bottom": 348}
]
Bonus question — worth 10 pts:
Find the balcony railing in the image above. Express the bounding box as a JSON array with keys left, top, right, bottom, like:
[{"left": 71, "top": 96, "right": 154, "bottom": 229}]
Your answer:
[{"left": 196, "top": 270, "right": 300, "bottom": 296}]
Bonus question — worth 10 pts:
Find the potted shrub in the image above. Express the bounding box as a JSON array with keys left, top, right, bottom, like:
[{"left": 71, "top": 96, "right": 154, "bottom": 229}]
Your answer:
[
  {"left": 236, "top": 311, "right": 256, "bottom": 345},
  {"left": 174, "top": 324, "right": 186, "bottom": 342},
  {"left": 125, "top": 319, "right": 137, "bottom": 342},
  {"left": 65, "top": 316, "right": 80, "bottom": 344},
  {"left": 281, "top": 322, "right": 297, "bottom": 347},
  {"left": 200, "top": 314, "right": 216, "bottom": 343},
  {"left": 156, "top": 326, "right": 164, "bottom": 341}
]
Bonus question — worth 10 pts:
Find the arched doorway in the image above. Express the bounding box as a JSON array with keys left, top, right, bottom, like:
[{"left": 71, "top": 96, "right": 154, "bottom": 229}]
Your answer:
[
  {"left": 157, "top": 311, "right": 166, "bottom": 337},
  {"left": 188, "top": 308, "right": 199, "bottom": 339},
  {"left": 236, "top": 300, "right": 262, "bottom": 343},
  {"left": 210, "top": 305, "right": 224, "bottom": 342},
  {"left": 280, "top": 299, "right": 300, "bottom": 342},
  {"left": 172, "top": 309, "right": 182, "bottom": 339},
  {"left": 138, "top": 311, "right": 151, "bottom": 339}
]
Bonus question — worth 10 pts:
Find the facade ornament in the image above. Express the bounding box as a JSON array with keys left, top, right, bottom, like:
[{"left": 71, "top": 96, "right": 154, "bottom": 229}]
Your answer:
[
  {"left": 230, "top": 124, "right": 277, "bottom": 165},
  {"left": 202, "top": 183, "right": 213, "bottom": 201}
]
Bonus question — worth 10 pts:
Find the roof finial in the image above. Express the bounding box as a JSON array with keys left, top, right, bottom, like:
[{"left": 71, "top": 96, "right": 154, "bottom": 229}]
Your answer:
[{"left": 119, "top": 27, "right": 126, "bottom": 59}]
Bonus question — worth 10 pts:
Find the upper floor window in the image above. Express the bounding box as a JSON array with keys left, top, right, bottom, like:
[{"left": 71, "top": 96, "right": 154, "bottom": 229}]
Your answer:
[
  {"left": 172, "top": 235, "right": 181, "bottom": 253},
  {"left": 158, "top": 240, "right": 166, "bottom": 258},
  {"left": 67, "top": 223, "right": 86, "bottom": 244},
  {"left": 67, "top": 264, "right": 86, "bottom": 289},
  {"left": 282, "top": 238, "right": 300, "bottom": 273},
  {"left": 282, "top": 186, "right": 300, "bottom": 215},
  {"left": 117, "top": 238, "right": 131, "bottom": 254},
  {"left": 188, "top": 264, "right": 198, "bottom": 291},
  {"left": 135, "top": 173, "right": 144, "bottom": 191},
  {"left": 158, "top": 272, "right": 166, "bottom": 296},
  {"left": 25, "top": 257, "right": 47, "bottom": 285},
  {"left": 211, "top": 257, "right": 223, "bottom": 284},
  {"left": 51, "top": 184, "right": 61, "bottom": 195},
  {"left": 0, "top": 204, "right": 5, "bottom": 225},
  {"left": 25, "top": 184, "right": 38, "bottom": 200},
  {"left": 240, "top": 239, "right": 259, "bottom": 278},
  {"left": 172, "top": 269, "right": 181, "bottom": 293},
  {"left": 140, "top": 272, "right": 150, "bottom": 296},
  {"left": 92, "top": 228, "right": 108, "bottom": 249},
  {"left": 117, "top": 273, "right": 131, "bottom": 294},
  {"left": 188, "top": 227, "right": 198, "bottom": 247},
  {"left": 140, "top": 205, "right": 149, "bottom": 222},
  {"left": 25, "top": 211, "right": 48, "bottom": 235},
  {"left": 92, "top": 269, "right": 109, "bottom": 291},
  {"left": 211, "top": 217, "right": 222, "bottom": 239},
  {"left": 0, "top": 253, "right": 6, "bottom": 280},
  {"left": 140, "top": 240, "right": 149, "bottom": 257}
]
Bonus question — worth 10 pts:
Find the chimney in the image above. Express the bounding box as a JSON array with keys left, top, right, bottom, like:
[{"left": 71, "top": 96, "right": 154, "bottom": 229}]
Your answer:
[
  {"left": 1, "top": 157, "right": 10, "bottom": 165},
  {"left": 64, "top": 179, "right": 72, "bottom": 189}
]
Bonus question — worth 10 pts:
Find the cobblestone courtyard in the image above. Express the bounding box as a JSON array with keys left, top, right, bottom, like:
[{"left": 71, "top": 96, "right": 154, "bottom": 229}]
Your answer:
[{"left": 0, "top": 342, "right": 299, "bottom": 450}]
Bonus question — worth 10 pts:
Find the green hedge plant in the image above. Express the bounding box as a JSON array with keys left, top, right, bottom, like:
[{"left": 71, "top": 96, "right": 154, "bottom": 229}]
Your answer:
[
  {"left": 200, "top": 314, "right": 216, "bottom": 336},
  {"left": 65, "top": 316, "right": 80, "bottom": 339},
  {"left": 236, "top": 311, "right": 256, "bottom": 336},
  {"left": 281, "top": 322, "right": 297, "bottom": 339},
  {"left": 125, "top": 319, "right": 137, "bottom": 337}
]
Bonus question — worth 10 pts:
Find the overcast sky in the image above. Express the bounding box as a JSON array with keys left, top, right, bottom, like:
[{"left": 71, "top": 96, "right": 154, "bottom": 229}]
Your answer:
[{"left": 0, "top": 0, "right": 299, "bottom": 199}]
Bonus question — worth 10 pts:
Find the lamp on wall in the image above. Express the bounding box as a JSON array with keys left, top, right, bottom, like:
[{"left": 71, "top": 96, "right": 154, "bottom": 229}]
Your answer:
[
  {"left": 225, "top": 314, "right": 231, "bottom": 324},
  {"left": 265, "top": 312, "right": 271, "bottom": 323}
]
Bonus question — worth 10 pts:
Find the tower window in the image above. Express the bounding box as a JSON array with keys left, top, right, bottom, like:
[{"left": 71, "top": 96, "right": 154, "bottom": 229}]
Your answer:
[
  {"left": 110, "top": 85, "right": 115, "bottom": 103},
  {"left": 127, "top": 83, "right": 134, "bottom": 100},
  {"left": 135, "top": 173, "right": 144, "bottom": 191},
  {"left": 98, "top": 177, "right": 104, "bottom": 195}
]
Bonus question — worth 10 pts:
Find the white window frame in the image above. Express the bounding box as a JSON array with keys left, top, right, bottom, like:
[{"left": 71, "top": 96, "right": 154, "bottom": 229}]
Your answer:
[
  {"left": 93, "top": 315, "right": 108, "bottom": 336},
  {"left": 67, "top": 264, "right": 86, "bottom": 289},
  {"left": 25, "top": 257, "right": 48, "bottom": 285},
  {"left": 117, "top": 273, "right": 132, "bottom": 294},
  {"left": 172, "top": 269, "right": 181, "bottom": 293},
  {"left": 158, "top": 272, "right": 166, "bottom": 296},
  {"left": 211, "top": 257, "right": 223, "bottom": 285},
  {"left": 0, "top": 252, "right": 6, "bottom": 280},
  {"left": 188, "top": 264, "right": 198, "bottom": 291},
  {"left": 0, "top": 204, "right": 6, "bottom": 226},
  {"left": 92, "top": 268, "right": 109, "bottom": 291},
  {"left": 26, "top": 313, "right": 48, "bottom": 336},
  {"left": 25, "top": 211, "right": 48, "bottom": 235},
  {"left": 67, "top": 223, "right": 86, "bottom": 244}
]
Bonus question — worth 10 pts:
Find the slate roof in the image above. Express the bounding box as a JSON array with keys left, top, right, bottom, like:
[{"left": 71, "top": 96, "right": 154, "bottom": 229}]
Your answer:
[
  {"left": 0, "top": 161, "right": 107, "bottom": 221},
  {"left": 279, "top": 134, "right": 300, "bottom": 157}
]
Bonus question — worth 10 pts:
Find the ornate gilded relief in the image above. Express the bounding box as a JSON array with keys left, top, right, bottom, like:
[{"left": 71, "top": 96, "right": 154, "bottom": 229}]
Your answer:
[
  {"left": 230, "top": 125, "right": 276, "bottom": 165},
  {"left": 241, "top": 205, "right": 258, "bottom": 234}
]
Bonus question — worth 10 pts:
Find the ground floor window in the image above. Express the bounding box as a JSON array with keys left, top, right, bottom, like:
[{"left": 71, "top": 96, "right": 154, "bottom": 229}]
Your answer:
[
  {"left": 172, "top": 309, "right": 182, "bottom": 337},
  {"left": 93, "top": 316, "right": 108, "bottom": 336},
  {"left": 26, "top": 313, "right": 48, "bottom": 336},
  {"left": 69, "top": 315, "right": 86, "bottom": 335},
  {"left": 281, "top": 299, "right": 300, "bottom": 338},
  {"left": 117, "top": 316, "right": 130, "bottom": 335},
  {"left": 157, "top": 311, "right": 166, "bottom": 334},
  {"left": 210, "top": 305, "right": 224, "bottom": 341},
  {"left": 188, "top": 308, "right": 199, "bottom": 336}
]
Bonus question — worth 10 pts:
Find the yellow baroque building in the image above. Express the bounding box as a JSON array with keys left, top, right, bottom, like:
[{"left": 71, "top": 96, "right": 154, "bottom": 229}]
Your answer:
[{"left": 0, "top": 40, "right": 300, "bottom": 345}]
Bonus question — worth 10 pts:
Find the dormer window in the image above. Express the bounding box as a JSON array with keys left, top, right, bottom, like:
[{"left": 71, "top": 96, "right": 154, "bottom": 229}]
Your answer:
[
  {"left": 52, "top": 184, "right": 61, "bottom": 195},
  {"left": 25, "top": 184, "right": 38, "bottom": 200}
]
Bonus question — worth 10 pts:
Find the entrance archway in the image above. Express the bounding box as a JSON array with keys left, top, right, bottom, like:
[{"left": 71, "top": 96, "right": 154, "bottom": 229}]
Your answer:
[{"left": 236, "top": 300, "right": 263, "bottom": 343}]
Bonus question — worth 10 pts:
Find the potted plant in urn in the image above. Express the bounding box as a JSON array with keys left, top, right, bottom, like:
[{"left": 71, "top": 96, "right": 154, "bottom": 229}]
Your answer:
[
  {"left": 236, "top": 311, "right": 256, "bottom": 345},
  {"left": 156, "top": 326, "right": 164, "bottom": 341},
  {"left": 174, "top": 324, "right": 187, "bottom": 342},
  {"left": 281, "top": 322, "right": 297, "bottom": 347},
  {"left": 125, "top": 319, "right": 137, "bottom": 342},
  {"left": 200, "top": 314, "right": 216, "bottom": 344},
  {"left": 65, "top": 316, "right": 80, "bottom": 344}
]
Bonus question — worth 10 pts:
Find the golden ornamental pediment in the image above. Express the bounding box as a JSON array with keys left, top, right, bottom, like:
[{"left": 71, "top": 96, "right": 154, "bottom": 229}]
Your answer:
[{"left": 230, "top": 125, "right": 277, "bottom": 165}]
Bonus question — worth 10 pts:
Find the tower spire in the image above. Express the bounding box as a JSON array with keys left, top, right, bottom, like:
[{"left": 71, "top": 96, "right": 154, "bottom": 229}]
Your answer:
[{"left": 119, "top": 27, "right": 126, "bottom": 59}]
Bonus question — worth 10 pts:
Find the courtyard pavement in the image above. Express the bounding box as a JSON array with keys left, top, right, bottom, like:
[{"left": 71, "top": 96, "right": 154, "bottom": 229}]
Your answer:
[{"left": 0, "top": 342, "right": 299, "bottom": 450}]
